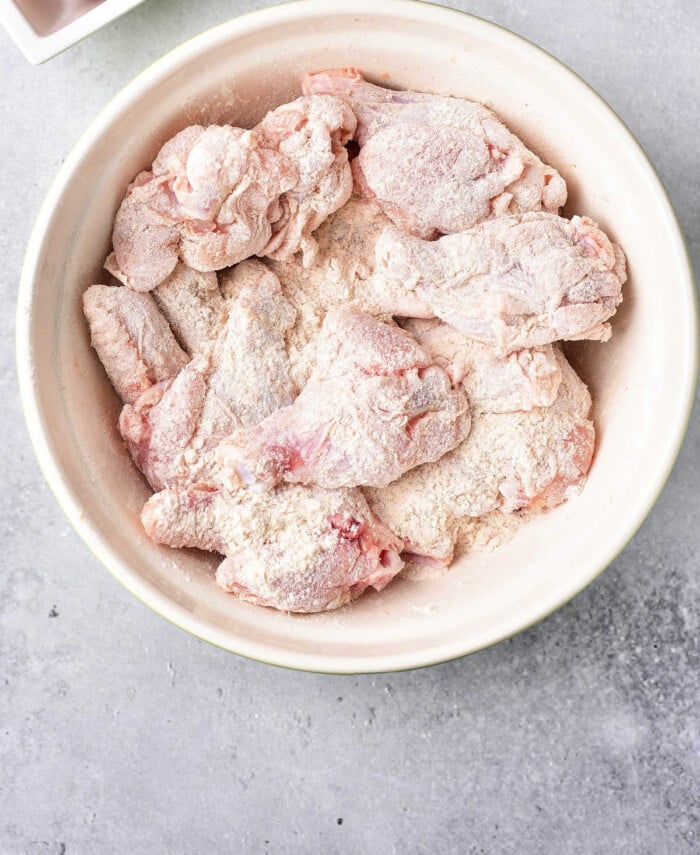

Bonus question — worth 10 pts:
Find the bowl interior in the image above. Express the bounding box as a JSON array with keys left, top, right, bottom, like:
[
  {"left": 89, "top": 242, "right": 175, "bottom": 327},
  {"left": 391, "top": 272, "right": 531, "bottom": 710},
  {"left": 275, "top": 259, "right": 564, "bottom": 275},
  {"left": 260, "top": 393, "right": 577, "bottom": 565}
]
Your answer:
[{"left": 19, "top": 1, "right": 696, "bottom": 671}]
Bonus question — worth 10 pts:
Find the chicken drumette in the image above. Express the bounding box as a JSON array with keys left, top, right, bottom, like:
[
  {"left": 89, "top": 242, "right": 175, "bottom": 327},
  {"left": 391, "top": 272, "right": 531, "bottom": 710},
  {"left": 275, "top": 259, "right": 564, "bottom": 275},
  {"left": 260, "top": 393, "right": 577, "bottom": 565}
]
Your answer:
[
  {"left": 218, "top": 307, "right": 471, "bottom": 490},
  {"left": 107, "top": 94, "right": 357, "bottom": 290},
  {"left": 303, "top": 68, "right": 566, "bottom": 239},
  {"left": 375, "top": 213, "right": 626, "bottom": 353},
  {"left": 142, "top": 480, "right": 404, "bottom": 613},
  {"left": 365, "top": 350, "right": 594, "bottom": 565},
  {"left": 118, "top": 262, "right": 297, "bottom": 490}
]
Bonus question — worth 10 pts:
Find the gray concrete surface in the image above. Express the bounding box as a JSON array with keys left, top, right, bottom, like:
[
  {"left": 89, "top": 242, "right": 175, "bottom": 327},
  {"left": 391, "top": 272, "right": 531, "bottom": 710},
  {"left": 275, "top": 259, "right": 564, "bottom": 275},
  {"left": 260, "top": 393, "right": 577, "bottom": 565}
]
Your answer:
[{"left": 1, "top": 1, "right": 698, "bottom": 852}]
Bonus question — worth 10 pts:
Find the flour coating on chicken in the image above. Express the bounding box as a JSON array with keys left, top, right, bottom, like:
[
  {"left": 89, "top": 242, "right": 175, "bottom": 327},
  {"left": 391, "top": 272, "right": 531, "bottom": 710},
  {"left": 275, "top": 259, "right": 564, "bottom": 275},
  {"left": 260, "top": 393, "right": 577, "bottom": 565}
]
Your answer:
[
  {"left": 268, "top": 194, "right": 433, "bottom": 389},
  {"left": 218, "top": 307, "right": 471, "bottom": 489},
  {"left": 375, "top": 213, "right": 626, "bottom": 353},
  {"left": 401, "top": 318, "right": 562, "bottom": 413},
  {"left": 365, "top": 350, "right": 594, "bottom": 565},
  {"left": 303, "top": 68, "right": 566, "bottom": 238},
  {"left": 83, "top": 71, "right": 626, "bottom": 615},
  {"left": 152, "top": 263, "right": 226, "bottom": 354},
  {"left": 118, "top": 264, "right": 296, "bottom": 490},
  {"left": 83, "top": 284, "right": 188, "bottom": 404},
  {"left": 142, "top": 481, "right": 403, "bottom": 613},
  {"left": 107, "top": 95, "right": 356, "bottom": 290}
]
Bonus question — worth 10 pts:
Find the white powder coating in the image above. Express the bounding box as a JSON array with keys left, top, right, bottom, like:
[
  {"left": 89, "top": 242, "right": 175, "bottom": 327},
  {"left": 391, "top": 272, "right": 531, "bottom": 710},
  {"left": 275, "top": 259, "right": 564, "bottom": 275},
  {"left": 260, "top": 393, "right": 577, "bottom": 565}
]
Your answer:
[
  {"left": 142, "top": 481, "right": 404, "bottom": 613},
  {"left": 118, "top": 262, "right": 297, "bottom": 490},
  {"left": 107, "top": 94, "right": 356, "bottom": 291},
  {"left": 82, "top": 284, "right": 188, "bottom": 404},
  {"left": 257, "top": 96, "right": 357, "bottom": 265},
  {"left": 400, "top": 510, "right": 522, "bottom": 581},
  {"left": 218, "top": 307, "right": 471, "bottom": 490},
  {"left": 303, "top": 68, "right": 567, "bottom": 239},
  {"left": 151, "top": 263, "right": 226, "bottom": 355},
  {"left": 82, "top": 71, "right": 623, "bottom": 614},
  {"left": 212, "top": 261, "right": 297, "bottom": 428},
  {"left": 455, "top": 510, "right": 523, "bottom": 557},
  {"left": 269, "top": 194, "right": 433, "bottom": 390},
  {"left": 401, "top": 318, "right": 562, "bottom": 414},
  {"left": 375, "top": 213, "right": 626, "bottom": 353},
  {"left": 365, "top": 350, "right": 594, "bottom": 565}
]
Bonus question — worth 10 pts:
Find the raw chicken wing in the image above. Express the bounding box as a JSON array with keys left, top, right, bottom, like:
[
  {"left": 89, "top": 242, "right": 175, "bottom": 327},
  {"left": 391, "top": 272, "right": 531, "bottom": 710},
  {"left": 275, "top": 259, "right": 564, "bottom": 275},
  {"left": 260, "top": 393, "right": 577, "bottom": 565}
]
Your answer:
[
  {"left": 365, "top": 350, "right": 594, "bottom": 564},
  {"left": 107, "top": 96, "right": 356, "bottom": 290},
  {"left": 402, "top": 318, "right": 562, "bottom": 413},
  {"left": 83, "top": 284, "right": 188, "bottom": 404},
  {"left": 376, "top": 213, "right": 626, "bottom": 353},
  {"left": 303, "top": 68, "right": 566, "bottom": 238},
  {"left": 219, "top": 307, "right": 471, "bottom": 489},
  {"left": 142, "top": 481, "right": 404, "bottom": 613}
]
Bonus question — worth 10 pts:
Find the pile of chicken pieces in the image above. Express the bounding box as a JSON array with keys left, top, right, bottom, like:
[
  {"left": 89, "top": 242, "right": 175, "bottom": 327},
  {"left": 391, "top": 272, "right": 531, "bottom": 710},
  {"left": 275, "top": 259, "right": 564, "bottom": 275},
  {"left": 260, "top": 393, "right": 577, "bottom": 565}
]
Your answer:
[{"left": 84, "top": 69, "right": 626, "bottom": 613}]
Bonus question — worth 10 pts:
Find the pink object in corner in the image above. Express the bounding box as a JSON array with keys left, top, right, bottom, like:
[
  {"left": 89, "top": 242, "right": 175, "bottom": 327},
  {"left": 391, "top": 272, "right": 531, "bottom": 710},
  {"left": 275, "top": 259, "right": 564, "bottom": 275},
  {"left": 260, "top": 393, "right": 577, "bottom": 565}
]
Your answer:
[{"left": 0, "top": 0, "right": 147, "bottom": 63}]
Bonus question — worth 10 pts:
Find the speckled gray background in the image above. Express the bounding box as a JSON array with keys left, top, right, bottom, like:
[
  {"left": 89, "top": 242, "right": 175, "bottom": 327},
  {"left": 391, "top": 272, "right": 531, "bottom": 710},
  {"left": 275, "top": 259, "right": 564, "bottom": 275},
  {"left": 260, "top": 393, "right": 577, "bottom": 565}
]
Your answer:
[{"left": 1, "top": 1, "right": 698, "bottom": 853}]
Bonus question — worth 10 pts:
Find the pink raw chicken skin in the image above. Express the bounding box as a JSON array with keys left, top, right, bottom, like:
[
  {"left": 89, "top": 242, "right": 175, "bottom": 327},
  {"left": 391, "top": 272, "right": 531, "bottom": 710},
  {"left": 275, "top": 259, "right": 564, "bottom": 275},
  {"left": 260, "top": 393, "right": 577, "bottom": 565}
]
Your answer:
[
  {"left": 303, "top": 68, "right": 567, "bottom": 239},
  {"left": 106, "top": 94, "right": 357, "bottom": 291},
  {"left": 268, "top": 194, "right": 434, "bottom": 391},
  {"left": 401, "top": 318, "right": 562, "bottom": 414},
  {"left": 82, "top": 284, "right": 188, "bottom": 404},
  {"left": 365, "top": 349, "right": 595, "bottom": 565},
  {"left": 151, "top": 263, "right": 227, "bottom": 355},
  {"left": 218, "top": 307, "right": 471, "bottom": 490},
  {"left": 81, "top": 72, "right": 628, "bottom": 615},
  {"left": 118, "top": 261, "right": 297, "bottom": 491},
  {"left": 376, "top": 213, "right": 626, "bottom": 354},
  {"left": 142, "top": 481, "right": 404, "bottom": 613}
]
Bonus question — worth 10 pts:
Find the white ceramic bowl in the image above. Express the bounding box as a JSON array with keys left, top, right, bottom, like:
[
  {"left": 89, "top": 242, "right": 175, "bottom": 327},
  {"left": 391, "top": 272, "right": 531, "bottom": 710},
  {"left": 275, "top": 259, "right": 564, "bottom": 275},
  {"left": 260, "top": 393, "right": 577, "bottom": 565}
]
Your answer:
[{"left": 17, "top": 0, "right": 698, "bottom": 673}]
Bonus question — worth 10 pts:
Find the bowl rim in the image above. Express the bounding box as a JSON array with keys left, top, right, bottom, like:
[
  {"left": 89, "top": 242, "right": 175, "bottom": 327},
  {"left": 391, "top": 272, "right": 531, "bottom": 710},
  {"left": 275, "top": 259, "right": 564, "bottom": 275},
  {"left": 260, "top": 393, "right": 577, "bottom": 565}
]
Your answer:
[{"left": 16, "top": 0, "right": 699, "bottom": 674}]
